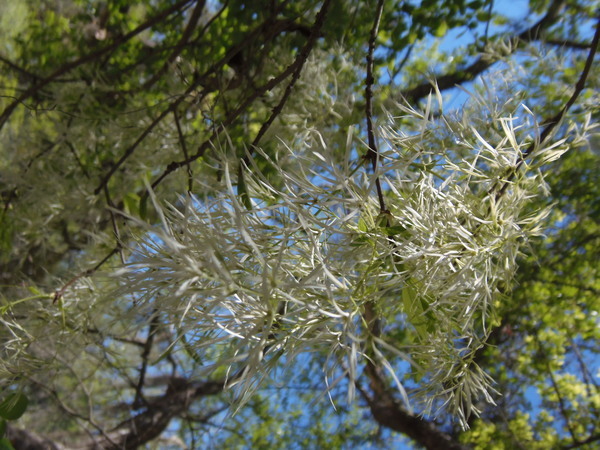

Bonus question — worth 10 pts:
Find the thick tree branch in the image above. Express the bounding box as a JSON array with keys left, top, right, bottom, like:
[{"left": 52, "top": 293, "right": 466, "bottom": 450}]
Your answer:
[
  {"left": 356, "top": 374, "right": 469, "bottom": 450},
  {"left": 5, "top": 426, "right": 63, "bottom": 450},
  {"left": 0, "top": 54, "right": 42, "bottom": 82},
  {"left": 6, "top": 377, "right": 227, "bottom": 450},
  {"left": 98, "top": 377, "right": 225, "bottom": 449},
  {"left": 402, "top": 0, "right": 566, "bottom": 103}
]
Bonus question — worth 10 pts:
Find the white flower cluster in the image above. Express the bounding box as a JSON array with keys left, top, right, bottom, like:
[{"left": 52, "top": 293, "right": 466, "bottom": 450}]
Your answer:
[{"left": 114, "top": 85, "right": 570, "bottom": 426}]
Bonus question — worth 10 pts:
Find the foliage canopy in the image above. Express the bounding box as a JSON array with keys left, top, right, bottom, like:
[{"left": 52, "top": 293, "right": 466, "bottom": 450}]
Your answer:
[{"left": 0, "top": 0, "right": 598, "bottom": 448}]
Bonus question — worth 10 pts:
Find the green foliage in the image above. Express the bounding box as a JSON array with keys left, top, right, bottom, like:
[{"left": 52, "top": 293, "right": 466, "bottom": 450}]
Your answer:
[
  {"left": 0, "top": 0, "right": 598, "bottom": 448},
  {"left": 0, "top": 391, "right": 28, "bottom": 448},
  {"left": 0, "top": 393, "right": 28, "bottom": 421}
]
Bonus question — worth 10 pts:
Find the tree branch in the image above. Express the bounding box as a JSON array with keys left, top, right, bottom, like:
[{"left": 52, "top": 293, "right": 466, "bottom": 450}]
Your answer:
[
  {"left": 494, "top": 16, "right": 600, "bottom": 199},
  {"left": 365, "top": 0, "right": 387, "bottom": 214},
  {"left": 545, "top": 38, "right": 593, "bottom": 50},
  {"left": 356, "top": 374, "right": 470, "bottom": 450},
  {"left": 150, "top": 1, "right": 332, "bottom": 189},
  {"left": 132, "top": 309, "right": 161, "bottom": 409},
  {"left": 5, "top": 426, "right": 63, "bottom": 450},
  {"left": 402, "top": 0, "right": 566, "bottom": 103},
  {"left": 140, "top": 0, "right": 207, "bottom": 91},
  {"left": 97, "top": 6, "right": 301, "bottom": 195},
  {"left": 98, "top": 377, "right": 225, "bottom": 449},
  {"left": 0, "top": 54, "right": 42, "bottom": 82},
  {"left": 247, "top": 0, "right": 332, "bottom": 154}
]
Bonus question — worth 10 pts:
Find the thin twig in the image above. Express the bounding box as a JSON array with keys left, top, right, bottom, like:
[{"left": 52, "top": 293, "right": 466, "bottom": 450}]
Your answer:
[
  {"left": 484, "top": 0, "right": 494, "bottom": 43},
  {"left": 101, "top": 9, "right": 296, "bottom": 195},
  {"left": 173, "top": 109, "right": 194, "bottom": 193},
  {"left": 545, "top": 38, "right": 593, "bottom": 50},
  {"left": 390, "top": 44, "right": 414, "bottom": 81},
  {"left": 150, "top": 1, "right": 332, "bottom": 189},
  {"left": 536, "top": 336, "right": 579, "bottom": 443},
  {"left": 93, "top": 81, "right": 199, "bottom": 195},
  {"left": 247, "top": 0, "right": 332, "bottom": 153},
  {"left": 365, "top": 0, "right": 387, "bottom": 214},
  {"left": 141, "top": 0, "right": 207, "bottom": 91},
  {"left": 53, "top": 247, "right": 119, "bottom": 303},
  {"left": 494, "top": 16, "right": 600, "bottom": 199},
  {"left": 133, "top": 309, "right": 161, "bottom": 409},
  {"left": 103, "top": 185, "right": 125, "bottom": 264}
]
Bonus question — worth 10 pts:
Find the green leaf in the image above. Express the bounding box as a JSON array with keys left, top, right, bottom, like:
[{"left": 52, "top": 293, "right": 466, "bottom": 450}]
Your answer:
[
  {"left": 382, "top": 225, "right": 406, "bottom": 236},
  {"left": 376, "top": 211, "right": 392, "bottom": 228},
  {"left": 139, "top": 194, "right": 148, "bottom": 221},
  {"left": 123, "top": 192, "right": 140, "bottom": 216},
  {"left": 434, "top": 20, "right": 448, "bottom": 37},
  {"left": 27, "top": 286, "right": 42, "bottom": 296},
  {"left": 237, "top": 168, "right": 252, "bottom": 210},
  {"left": 358, "top": 217, "right": 369, "bottom": 232},
  {"left": 0, "top": 393, "right": 28, "bottom": 420},
  {"left": 0, "top": 420, "right": 5, "bottom": 437}
]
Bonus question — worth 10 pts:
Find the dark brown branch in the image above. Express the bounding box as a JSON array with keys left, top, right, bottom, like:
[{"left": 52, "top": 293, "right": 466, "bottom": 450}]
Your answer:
[
  {"left": 53, "top": 247, "right": 119, "bottom": 303},
  {"left": 247, "top": 0, "right": 332, "bottom": 153},
  {"left": 86, "top": 328, "right": 146, "bottom": 347},
  {"left": 0, "top": 0, "right": 195, "bottom": 131},
  {"left": 133, "top": 309, "right": 161, "bottom": 409},
  {"left": 365, "top": 0, "right": 386, "bottom": 214},
  {"left": 93, "top": 81, "right": 198, "bottom": 195},
  {"left": 390, "top": 44, "right": 414, "bottom": 81},
  {"left": 0, "top": 54, "right": 42, "bottom": 82},
  {"left": 355, "top": 375, "right": 469, "bottom": 450},
  {"left": 5, "top": 426, "right": 62, "bottom": 450},
  {"left": 545, "top": 38, "right": 593, "bottom": 50},
  {"left": 539, "top": 341, "right": 578, "bottom": 442},
  {"left": 173, "top": 109, "right": 194, "bottom": 193},
  {"left": 8, "top": 377, "right": 228, "bottom": 450},
  {"left": 484, "top": 0, "right": 494, "bottom": 43},
  {"left": 563, "top": 433, "right": 600, "bottom": 449},
  {"left": 103, "top": 185, "right": 125, "bottom": 264},
  {"left": 569, "top": 337, "right": 600, "bottom": 393},
  {"left": 97, "top": 8, "right": 295, "bottom": 195},
  {"left": 357, "top": 10, "right": 466, "bottom": 449},
  {"left": 235, "top": 0, "right": 332, "bottom": 208},
  {"left": 101, "top": 377, "right": 225, "bottom": 449},
  {"left": 402, "top": 0, "right": 566, "bottom": 103}
]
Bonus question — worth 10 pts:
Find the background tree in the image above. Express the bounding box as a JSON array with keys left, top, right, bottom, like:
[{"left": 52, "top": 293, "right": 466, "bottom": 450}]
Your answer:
[{"left": 0, "top": 0, "right": 598, "bottom": 448}]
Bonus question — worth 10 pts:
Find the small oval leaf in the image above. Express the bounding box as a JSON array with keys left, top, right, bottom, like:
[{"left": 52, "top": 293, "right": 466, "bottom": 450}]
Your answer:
[{"left": 0, "top": 393, "right": 28, "bottom": 420}]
